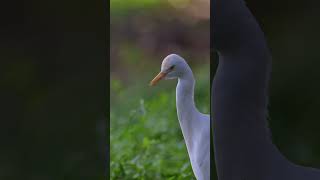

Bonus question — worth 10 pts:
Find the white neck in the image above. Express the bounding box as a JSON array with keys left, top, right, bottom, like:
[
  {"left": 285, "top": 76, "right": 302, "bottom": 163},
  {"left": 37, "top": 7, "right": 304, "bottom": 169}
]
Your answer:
[
  {"left": 174, "top": 65, "right": 210, "bottom": 180},
  {"left": 176, "top": 68, "right": 199, "bottom": 152}
]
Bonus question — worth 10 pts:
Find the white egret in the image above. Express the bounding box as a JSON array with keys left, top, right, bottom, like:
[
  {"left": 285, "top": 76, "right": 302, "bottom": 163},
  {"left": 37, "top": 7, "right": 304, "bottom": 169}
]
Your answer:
[{"left": 150, "top": 54, "right": 210, "bottom": 180}]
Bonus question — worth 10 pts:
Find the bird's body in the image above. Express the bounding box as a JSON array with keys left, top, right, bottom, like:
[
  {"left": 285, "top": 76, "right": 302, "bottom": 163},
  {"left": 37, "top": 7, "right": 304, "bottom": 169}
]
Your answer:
[
  {"left": 212, "top": 0, "right": 320, "bottom": 179},
  {"left": 151, "top": 54, "right": 210, "bottom": 180}
]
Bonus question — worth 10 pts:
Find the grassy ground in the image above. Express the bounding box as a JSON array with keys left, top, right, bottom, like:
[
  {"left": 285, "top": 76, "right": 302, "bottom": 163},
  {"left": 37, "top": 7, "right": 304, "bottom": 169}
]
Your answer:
[{"left": 110, "top": 64, "right": 210, "bottom": 179}]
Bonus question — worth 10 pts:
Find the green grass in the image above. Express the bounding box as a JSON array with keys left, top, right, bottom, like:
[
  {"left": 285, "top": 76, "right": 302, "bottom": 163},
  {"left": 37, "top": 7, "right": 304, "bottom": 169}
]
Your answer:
[
  {"left": 110, "top": 0, "right": 164, "bottom": 16},
  {"left": 110, "top": 64, "right": 210, "bottom": 179}
]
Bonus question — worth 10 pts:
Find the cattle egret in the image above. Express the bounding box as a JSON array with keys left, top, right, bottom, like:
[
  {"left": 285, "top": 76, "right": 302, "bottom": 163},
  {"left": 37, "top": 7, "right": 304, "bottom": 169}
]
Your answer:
[
  {"left": 150, "top": 54, "right": 210, "bottom": 180},
  {"left": 212, "top": 0, "right": 320, "bottom": 179}
]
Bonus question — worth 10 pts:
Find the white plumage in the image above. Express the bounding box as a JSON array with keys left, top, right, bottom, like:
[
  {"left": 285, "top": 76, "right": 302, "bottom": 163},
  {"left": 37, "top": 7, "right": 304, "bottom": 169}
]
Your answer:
[{"left": 150, "top": 54, "right": 210, "bottom": 180}]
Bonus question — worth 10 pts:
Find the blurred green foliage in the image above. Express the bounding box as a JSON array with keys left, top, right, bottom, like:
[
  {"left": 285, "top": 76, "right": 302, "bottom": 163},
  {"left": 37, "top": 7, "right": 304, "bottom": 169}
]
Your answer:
[
  {"left": 110, "top": 65, "right": 209, "bottom": 179},
  {"left": 110, "top": 0, "right": 163, "bottom": 15}
]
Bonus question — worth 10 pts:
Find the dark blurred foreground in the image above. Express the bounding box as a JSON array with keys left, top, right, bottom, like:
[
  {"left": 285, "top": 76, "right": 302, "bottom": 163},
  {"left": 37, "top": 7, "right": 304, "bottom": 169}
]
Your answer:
[
  {"left": 212, "top": 0, "right": 320, "bottom": 168},
  {"left": 0, "top": 0, "right": 107, "bottom": 179}
]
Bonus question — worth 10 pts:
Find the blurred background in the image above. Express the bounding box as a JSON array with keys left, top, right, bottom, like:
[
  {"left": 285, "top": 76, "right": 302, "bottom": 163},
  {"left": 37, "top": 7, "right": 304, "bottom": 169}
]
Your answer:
[
  {"left": 110, "top": 0, "right": 209, "bottom": 179},
  {"left": 212, "top": 0, "right": 320, "bottom": 170}
]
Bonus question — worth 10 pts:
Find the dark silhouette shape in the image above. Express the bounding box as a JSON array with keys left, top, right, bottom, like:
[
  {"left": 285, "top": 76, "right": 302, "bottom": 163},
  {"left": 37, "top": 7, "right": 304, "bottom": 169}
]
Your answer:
[{"left": 212, "top": 0, "right": 320, "bottom": 179}]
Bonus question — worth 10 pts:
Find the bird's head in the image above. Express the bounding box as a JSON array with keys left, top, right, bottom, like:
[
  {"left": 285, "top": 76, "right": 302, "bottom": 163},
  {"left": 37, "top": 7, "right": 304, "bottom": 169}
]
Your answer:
[{"left": 150, "top": 54, "right": 189, "bottom": 86}]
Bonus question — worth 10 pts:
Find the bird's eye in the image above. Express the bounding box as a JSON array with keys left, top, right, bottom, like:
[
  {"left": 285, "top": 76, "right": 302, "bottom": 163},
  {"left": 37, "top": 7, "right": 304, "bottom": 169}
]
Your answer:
[{"left": 169, "top": 65, "right": 175, "bottom": 70}]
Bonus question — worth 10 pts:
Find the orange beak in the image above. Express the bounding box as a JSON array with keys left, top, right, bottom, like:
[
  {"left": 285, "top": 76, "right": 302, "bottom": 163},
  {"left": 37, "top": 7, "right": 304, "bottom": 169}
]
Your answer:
[{"left": 149, "top": 72, "right": 167, "bottom": 86}]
